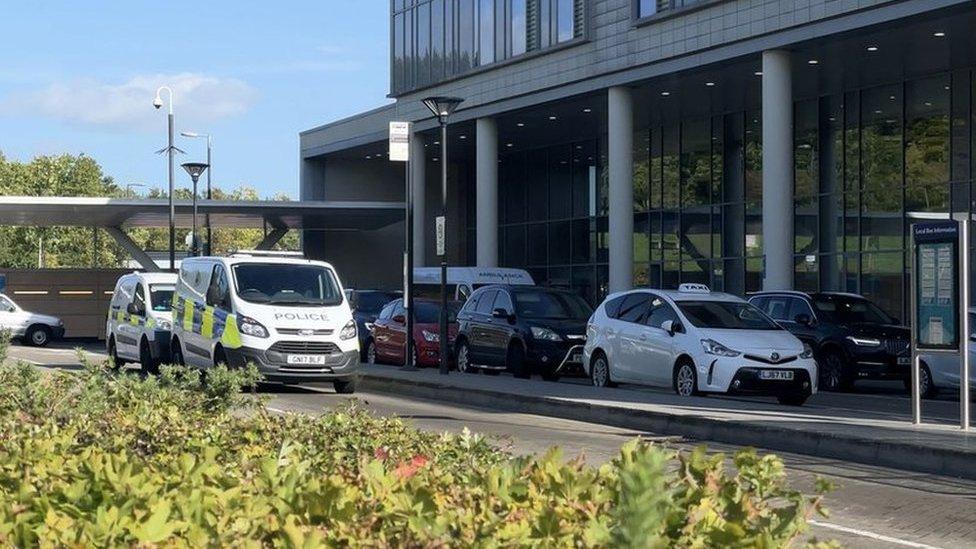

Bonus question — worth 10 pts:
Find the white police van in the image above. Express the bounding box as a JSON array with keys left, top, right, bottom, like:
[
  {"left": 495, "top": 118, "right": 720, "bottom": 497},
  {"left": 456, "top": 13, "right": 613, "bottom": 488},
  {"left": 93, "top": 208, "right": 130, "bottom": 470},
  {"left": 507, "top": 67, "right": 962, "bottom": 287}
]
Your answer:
[
  {"left": 106, "top": 272, "right": 176, "bottom": 372},
  {"left": 171, "top": 251, "right": 359, "bottom": 392}
]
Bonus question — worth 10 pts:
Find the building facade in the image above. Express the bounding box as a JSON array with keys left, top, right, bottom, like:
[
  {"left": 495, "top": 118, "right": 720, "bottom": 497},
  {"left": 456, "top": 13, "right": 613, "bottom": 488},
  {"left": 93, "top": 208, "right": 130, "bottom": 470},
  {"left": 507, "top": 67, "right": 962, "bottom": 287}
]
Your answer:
[{"left": 301, "top": 0, "right": 976, "bottom": 320}]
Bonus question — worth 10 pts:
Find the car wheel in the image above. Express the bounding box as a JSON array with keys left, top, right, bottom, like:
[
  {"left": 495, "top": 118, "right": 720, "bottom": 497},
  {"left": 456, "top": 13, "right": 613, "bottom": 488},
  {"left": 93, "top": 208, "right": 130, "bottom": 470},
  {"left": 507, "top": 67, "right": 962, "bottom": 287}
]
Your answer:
[
  {"left": 904, "top": 362, "right": 939, "bottom": 399},
  {"left": 27, "top": 325, "right": 51, "bottom": 347},
  {"left": 455, "top": 340, "right": 475, "bottom": 373},
  {"left": 334, "top": 378, "right": 357, "bottom": 394},
  {"left": 591, "top": 353, "right": 613, "bottom": 388},
  {"left": 365, "top": 340, "right": 378, "bottom": 365},
  {"left": 777, "top": 392, "right": 810, "bottom": 406},
  {"left": 171, "top": 340, "right": 185, "bottom": 366},
  {"left": 507, "top": 343, "right": 528, "bottom": 379},
  {"left": 213, "top": 346, "right": 229, "bottom": 369},
  {"left": 108, "top": 337, "right": 124, "bottom": 369},
  {"left": 673, "top": 360, "right": 698, "bottom": 397},
  {"left": 139, "top": 339, "right": 159, "bottom": 375},
  {"left": 819, "top": 351, "right": 853, "bottom": 392}
]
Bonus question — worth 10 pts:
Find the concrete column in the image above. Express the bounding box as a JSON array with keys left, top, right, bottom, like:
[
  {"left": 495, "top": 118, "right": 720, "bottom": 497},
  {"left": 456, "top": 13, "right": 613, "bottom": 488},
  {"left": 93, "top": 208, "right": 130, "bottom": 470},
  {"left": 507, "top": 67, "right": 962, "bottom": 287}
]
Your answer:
[
  {"left": 410, "top": 132, "right": 426, "bottom": 267},
  {"left": 608, "top": 86, "right": 634, "bottom": 293},
  {"left": 476, "top": 117, "right": 499, "bottom": 267},
  {"left": 761, "top": 50, "right": 794, "bottom": 290}
]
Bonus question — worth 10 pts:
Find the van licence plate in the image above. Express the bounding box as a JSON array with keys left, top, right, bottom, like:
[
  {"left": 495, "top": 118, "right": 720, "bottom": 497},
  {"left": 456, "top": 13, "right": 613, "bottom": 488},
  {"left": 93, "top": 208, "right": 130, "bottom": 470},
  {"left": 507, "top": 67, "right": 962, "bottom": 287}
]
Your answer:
[
  {"left": 759, "top": 370, "right": 794, "bottom": 381},
  {"left": 287, "top": 355, "right": 326, "bottom": 365}
]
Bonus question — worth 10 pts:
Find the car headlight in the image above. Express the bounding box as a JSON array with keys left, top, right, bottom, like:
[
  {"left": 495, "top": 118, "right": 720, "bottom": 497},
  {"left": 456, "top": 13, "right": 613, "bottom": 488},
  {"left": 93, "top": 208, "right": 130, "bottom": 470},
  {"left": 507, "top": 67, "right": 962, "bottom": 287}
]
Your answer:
[
  {"left": 238, "top": 315, "right": 269, "bottom": 338},
  {"left": 422, "top": 329, "right": 439, "bottom": 342},
  {"left": 800, "top": 343, "right": 814, "bottom": 359},
  {"left": 700, "top": 338, "right": 740, "bottom": 357},
  {"left": 339, "top": 319, "right": 357, "bottom": 341},
  {"left": 530, "top": 326, "right": 562, "bottom": 341},
  {"left": 846, "top": 336, "right": 881, "bottom": 347}
]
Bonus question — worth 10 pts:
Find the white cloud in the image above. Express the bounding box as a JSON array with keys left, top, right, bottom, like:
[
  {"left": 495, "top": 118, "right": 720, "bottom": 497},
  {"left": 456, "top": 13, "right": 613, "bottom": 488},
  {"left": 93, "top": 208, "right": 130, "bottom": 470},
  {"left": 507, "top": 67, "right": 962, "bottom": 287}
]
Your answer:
[{"left": 0, "top": 72, "right": 258, "bottom": 131}]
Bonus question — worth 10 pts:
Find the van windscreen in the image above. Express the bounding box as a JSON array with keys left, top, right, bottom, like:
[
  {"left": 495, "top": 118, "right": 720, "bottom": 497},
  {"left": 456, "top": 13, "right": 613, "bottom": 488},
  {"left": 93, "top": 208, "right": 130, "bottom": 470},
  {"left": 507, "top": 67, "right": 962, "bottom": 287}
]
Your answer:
[
  {"left": 232, "top": 264, "right": 342, "bottom": 306},
  {"left": 149, "top": 285, "right": 175, "bottom": 312}
]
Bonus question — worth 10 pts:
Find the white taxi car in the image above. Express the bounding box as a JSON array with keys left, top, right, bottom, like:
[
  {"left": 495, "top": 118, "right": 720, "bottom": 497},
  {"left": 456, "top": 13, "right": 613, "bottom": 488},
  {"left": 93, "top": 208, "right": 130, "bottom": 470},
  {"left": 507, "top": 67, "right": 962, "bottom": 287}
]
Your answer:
[
  {"left": 106, "top": 272, "right": 176, "bottom": 372},
  {"left": 583, "top": 284, "right": 817, "bottom": 405}
]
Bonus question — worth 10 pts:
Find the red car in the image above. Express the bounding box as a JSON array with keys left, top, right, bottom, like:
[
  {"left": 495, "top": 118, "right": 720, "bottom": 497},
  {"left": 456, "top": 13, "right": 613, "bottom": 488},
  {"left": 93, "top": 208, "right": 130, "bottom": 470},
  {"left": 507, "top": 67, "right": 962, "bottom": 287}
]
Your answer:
[{"left": 365, "top": 298, "right": 460, "bottom": 367}]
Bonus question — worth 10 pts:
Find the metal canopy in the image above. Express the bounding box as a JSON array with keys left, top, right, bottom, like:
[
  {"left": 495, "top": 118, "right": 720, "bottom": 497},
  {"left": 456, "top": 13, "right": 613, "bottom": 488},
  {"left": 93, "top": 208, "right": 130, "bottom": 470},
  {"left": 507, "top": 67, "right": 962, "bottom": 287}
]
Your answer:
[{"left": 0, "top": 196, "right": 404, "bottom": 231}]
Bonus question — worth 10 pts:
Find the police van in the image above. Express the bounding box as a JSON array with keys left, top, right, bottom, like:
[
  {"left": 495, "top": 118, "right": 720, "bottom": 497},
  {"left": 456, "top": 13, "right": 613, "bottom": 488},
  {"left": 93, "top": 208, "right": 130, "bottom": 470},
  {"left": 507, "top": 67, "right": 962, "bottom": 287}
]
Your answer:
[
  {"left": 171, "top": 251, "right": 359, "bottom": 392},
  {"left": 106, "top": 272, "right": 177, "bottom": 372}
]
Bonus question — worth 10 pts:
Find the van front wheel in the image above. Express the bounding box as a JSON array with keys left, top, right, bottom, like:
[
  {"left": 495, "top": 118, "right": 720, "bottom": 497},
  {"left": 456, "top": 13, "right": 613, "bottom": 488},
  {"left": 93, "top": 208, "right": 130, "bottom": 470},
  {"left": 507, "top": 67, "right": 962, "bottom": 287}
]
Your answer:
[{"left": 334, "top": 378, "right": 357, "bottom": 394}]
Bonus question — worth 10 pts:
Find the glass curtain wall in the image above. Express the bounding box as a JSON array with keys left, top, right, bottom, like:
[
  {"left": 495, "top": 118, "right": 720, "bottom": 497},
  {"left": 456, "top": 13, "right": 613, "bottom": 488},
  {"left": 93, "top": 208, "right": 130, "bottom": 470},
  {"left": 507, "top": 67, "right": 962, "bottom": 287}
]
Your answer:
[
  {"left": 497, "top": 140, "right": 605, "bottom": 304},
  {"left": 392, "top": 0, "right": 584, "bottom": 94},
  {"left": 793, "top": 70, "right": 973, "bottom": 320}
]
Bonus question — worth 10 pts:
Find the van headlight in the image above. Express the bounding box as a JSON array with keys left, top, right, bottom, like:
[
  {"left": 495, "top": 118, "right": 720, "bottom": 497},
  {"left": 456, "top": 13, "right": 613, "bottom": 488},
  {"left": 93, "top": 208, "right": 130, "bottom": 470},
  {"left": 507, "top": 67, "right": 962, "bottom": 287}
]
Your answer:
[
  {"left": 422, "top": 329, "right": 439, "bottom": 342},
  {"left": 800, "top": 343, "right": 814, "bottom": 359},
  {"left": 530, "top": 326, "right": 562, "bottom": 341},
  {"left": 339, "top": 320, "right": 357, "bottom": 341},
  {"left": 157, "top": 319, "right": 172, "bottom": 331},
  {"left": 238, "top": 315, "right": 269, "bottom": 338},
  {"left": 701, "top": 338, "right": 741, "bottom": 357},
  {"left": 846, "top": 336, "right": 881, "bottom": 347}
]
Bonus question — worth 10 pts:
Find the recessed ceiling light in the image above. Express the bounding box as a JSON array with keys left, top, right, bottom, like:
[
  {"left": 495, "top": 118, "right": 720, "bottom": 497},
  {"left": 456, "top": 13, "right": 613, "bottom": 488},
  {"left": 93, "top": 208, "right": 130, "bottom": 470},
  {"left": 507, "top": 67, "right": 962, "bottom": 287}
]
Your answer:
[
  {"left": 705, "top": 81, "right": 715, "bottom": 87},
  {"left": 807, "top": 59, "right": 819, "bottom": 65},
  {"left": 933, "top": 31, "right": 946, "bottom": 37},
  {"left": 365, "top": 155, "right": 371, "bottom": 159},
  {"left": 433, "top": 141, "right": 440, "bottom": 145},
  {"left": 516, "top": 122, "right": 525, "bottom": 127},
  {"left": 433, "top": 157, "right": 439, "bottom": 161},
  {"left": 548, "top": 115, "right": 557, "bottom": 120},
  {"left": 583, "top": 108, "right": 592, "bottom": 113},
  {"left": 459, "top": 135, "right": 467, "bottom": 139},
  {"left": 889, "top": 95, "right": 896, "bottom": 100},
  {"left": 754, "top": 71, "right": 763, "bottom": 76},
  {"left": 866, "top": 45, "right": 879, "bottom": 52},
  {"left": 660, "top": 91, "right": 670, "bottom": 96},
  {"left": 506, "top": 143, "right": 513, "bottom": 147},
  {"left": 874, "top": 110, "right": 882, "bottom": 114},
  {"left": 924, "top": 101, "right": 932, "bottom": 106},
  {"left": 945, "top": 85, "right": 951, "bottom": 90}
]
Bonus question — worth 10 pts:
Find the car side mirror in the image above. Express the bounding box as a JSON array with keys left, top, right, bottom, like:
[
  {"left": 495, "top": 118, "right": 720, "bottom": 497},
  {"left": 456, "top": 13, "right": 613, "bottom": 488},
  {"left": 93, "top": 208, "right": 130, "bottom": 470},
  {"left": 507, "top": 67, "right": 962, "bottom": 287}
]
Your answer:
[
  {"left": 126, "top": 302, "right": 143, "bottom": 316},
  {"left": 492, "top": 308, "right": 513, "bottom": 321},
  {"left": 392, "top": 314, "right": 405, "bottom": 324},
  {"left": 794, "top": 313, "right": 812, "bottom": 326},
  {"left": 661, "top": 320, "right": 676, "bottom": 336}
]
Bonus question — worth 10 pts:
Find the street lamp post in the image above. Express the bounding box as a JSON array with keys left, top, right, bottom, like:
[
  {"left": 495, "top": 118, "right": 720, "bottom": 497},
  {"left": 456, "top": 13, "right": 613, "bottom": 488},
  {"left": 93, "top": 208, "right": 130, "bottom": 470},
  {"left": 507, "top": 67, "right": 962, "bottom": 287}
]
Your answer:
[
  {"left": 181, "top": 162, "right": 210, "bottom": 257},
  {"left": 422, "top": 96, "right": 464, "bottom": 376},
  {"left": 153, "top": 86, "right": 176, "bottom": 271},
  {"left": 181, "top": 131, "right": 213, "bottom": 254}
]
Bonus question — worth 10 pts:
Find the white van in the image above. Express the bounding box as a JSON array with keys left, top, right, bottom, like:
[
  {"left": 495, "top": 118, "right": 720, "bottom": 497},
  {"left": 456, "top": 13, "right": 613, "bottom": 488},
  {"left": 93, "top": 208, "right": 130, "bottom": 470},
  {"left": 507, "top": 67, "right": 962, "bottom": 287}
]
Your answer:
[
  {"left": 106, "top": 272, "right": 176, "bottom": 372},
  {"left": 413, "top": 267, "right": 534, "bottom": 301},
  {"left": 171, "top": 252, "right": 359, "bottom": 392}
]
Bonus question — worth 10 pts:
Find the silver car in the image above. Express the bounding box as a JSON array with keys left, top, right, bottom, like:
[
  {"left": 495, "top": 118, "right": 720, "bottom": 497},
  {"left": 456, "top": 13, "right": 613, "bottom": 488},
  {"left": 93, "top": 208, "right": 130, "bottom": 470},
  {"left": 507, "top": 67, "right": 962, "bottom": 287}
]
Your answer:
[{"left": 917, "top": 307, "right": 976, "bottom": 398}]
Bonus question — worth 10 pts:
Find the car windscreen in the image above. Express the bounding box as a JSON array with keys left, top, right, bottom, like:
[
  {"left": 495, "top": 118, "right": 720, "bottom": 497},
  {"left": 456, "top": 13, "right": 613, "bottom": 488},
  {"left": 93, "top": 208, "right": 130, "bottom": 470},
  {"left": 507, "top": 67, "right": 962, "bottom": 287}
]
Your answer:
[
  {"left": 149, "top": 285, "right": 175, "bottom": 312},
  {"left": 232, "top": 264, "right": 343, "bottom": 306},
  {"left": 414, "top": 302, "right": 460, "bottom": 323},
  {"left": 677, "top": 300, "right": 781, "bottom": 330},
  {"left": 513, "top": 290, "right": 592, "bottom": 320},
  {"left": 812, "top": 296, "right": 894, "bottom": 324},
  {"left": 356, "top": 291, "right": 399, "bottom": 313}
]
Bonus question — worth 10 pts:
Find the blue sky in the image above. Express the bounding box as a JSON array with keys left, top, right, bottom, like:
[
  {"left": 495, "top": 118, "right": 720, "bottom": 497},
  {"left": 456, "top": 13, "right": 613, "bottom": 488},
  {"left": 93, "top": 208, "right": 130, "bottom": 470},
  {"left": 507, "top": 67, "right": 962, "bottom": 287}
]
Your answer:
[{"left": 0, "top": 1, "right": 391, "bottom": 198}]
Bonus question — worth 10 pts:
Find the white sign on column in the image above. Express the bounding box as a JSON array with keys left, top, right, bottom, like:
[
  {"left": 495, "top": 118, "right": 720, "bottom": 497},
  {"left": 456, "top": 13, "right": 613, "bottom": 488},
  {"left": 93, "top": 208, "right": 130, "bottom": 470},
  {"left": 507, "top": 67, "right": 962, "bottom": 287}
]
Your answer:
[{"left": 389, "top": 121, "right": 411, "bottom": 162}]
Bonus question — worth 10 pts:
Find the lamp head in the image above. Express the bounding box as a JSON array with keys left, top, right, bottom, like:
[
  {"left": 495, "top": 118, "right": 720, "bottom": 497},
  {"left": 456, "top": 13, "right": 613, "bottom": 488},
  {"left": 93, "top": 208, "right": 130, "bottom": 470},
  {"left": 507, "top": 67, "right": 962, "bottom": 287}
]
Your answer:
[
  {"left": 181, "top": 162, "right": 209, "bottom": 181},
  {"left": 153, "top": 95, "right": 163, "bottom": 109},
  {"left": 422, "top": 96, "right": 464, "bottom": 121}
]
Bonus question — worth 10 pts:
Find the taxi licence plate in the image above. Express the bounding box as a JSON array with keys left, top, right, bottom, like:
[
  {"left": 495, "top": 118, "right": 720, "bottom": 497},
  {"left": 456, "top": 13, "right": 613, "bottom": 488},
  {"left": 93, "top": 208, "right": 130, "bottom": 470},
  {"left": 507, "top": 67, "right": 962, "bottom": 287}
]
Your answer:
[
  {"left": 287, "top": 355, "right": 326, "bottom": 365},
  {"left": 759, "top": 370, "right": 794, "bottom": 381}
]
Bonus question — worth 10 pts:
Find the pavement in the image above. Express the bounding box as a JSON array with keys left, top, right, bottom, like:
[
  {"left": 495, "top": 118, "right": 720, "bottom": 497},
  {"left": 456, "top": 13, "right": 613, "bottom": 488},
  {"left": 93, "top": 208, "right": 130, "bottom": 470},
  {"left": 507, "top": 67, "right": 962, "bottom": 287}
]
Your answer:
[{"left": 9, "top": 341, "right": 976, "bottom": 547}]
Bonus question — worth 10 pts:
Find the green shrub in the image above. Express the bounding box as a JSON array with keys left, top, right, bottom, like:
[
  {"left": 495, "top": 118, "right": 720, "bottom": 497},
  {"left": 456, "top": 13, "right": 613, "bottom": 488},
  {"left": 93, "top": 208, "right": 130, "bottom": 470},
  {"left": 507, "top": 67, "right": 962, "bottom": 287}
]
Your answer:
[{"left": 0, "top": 355, "right": 833, "bottom": 547}]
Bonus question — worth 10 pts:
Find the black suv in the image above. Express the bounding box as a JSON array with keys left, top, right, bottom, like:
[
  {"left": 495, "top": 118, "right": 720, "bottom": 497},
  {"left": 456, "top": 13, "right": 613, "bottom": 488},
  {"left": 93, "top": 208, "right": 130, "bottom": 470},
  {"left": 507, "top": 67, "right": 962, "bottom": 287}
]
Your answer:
[
  {"left": 748, "top": 292, "right": 910, "bottom": 392},
  {"left": 454, "top": 285, "right": 592, "bottom": 381}
]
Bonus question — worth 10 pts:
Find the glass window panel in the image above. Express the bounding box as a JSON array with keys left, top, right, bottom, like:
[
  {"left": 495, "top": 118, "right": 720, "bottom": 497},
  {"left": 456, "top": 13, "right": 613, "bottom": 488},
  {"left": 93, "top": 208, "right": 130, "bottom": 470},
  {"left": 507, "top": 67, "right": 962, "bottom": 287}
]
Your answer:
[
  {"left": 417, "top": 2, "right": 431, "bottom": 86},
  {"left": 445, "top": 0, "right": 455, "bottom": 74},
  {"left": 572, "top": 140, "right": 597, "bottom": 217},
  {"left": 393, "top": 13, "right": 405, "bottom": 92},
  {"left": 820, "top": 95, "right": 844, "bottom": 195},
  {"left": 504, "top": 225, "right": 526, "bottom": 266},
  {"left": 548, "top": 144, "right": 572, "bottom": 219},
  {"left": 638, "top": 0, "right": 657, "bottom": 18},
  {"left": 571, "top": 218, "right": 590, "bottom": 264},
  {"left": 634, "top": 212, "right": 649, "bottom": 264},
  {"left": 495, "top": 0, "right": 506, "bottom": 62},
  {"left": 459, "top": 0, "right": 475, "bottom": 72},
  {"left": 650, "top": 127, "right": 663, "bottom": 209},
  {"left": 680, "top": 209, "right": 711, "bottom": 260},
  {"left": 711, "top": 115, "right": 723, "bottom": 204},
  {"left": 502, "top": 153, "right": 526, "bottom": 223},
  {"left": 404, "top": 7, "right": 414, "bottom": 89},
  {"left": 819, "top": 253, "right": 843, "bottom": 291},
  {"left": 572, "top": 266, "right": 596, "bottom": 305},
  {"left": 526, "top": 148, "right": 548, "bottom": 221},
  {"left": 795, "top": 254, "right": 818, "bottom": 292},
  {"left": 595, "top": 216, "right": 608, "bottom": 263},
  {"left": 681, "top": 118, "right": 710, "bottom": 208},
  {"left": 649, "top": 211, "right": 662, "bottom": 262},
  {"left": 861, "top": 85, "right": 903, "bottom": 252},
  {"left": 905, "top": 75, "right": 950, "bottom": 213},
  {"left": 844, "top": 91, "right": 860, "bottom": 193},
  {"left": 511, "top": 0, "right": 527, "bottom": 56},
  {"left": 745, "top": 257, "right": 763, "bottom": 293},
  {"left": 431, "top": 0, "right": 445, "bottom": 82},
  {"left": 549, "top": 220, "right": 571, "bottom": 264},
  {"left": 795, "top": 198, "right": 817, "bottom": 254},
  {"left": 662, "top": 212, "right": 679, "bottom": 287},
  {"left": 722, "top": 202, "right": 744, "bottom": 259},
  {"left": 556, "top": 0, "right": 573, "bottom": 42},
  {"left": 745, "top": 204, "right": 762, "bottom": 256},
  {"left": 479, "top": 0, "right": 495, "bottom": 65},
  {"left": 860, "top": 252, "right": 904, "bottom": 319},
  {"left": 723, "top": 257, "right": 744, "bottom": 296},
  {"left": 527, "top": 222, "right": 547, "bottom": 265},
  {"left": 549, "top": 266, "right": 571, "bottom": 289},
  {"left": 634, "top": 129, "right": 650, "bottom": 212},
  {"left": 794, "top": 99, "right": 818, "bottom": 205},
  {"left": 745, "top": 111, "right": 762, "bottom": 203},
  {"left": 634, "top": 263, "right": 650, "bottom": 288},
  {"left": 711, "top": 206, "right": 722, "bottom": 258},
  {"left": 819, "top": 193, "right": 843, "bottom": 255},
  {"left": 844, "top": 193, "right": 860, "bottom": 253},
  {"left": 663, "top": 124, "right": 679, "bottom": 208},
  {"left": 681, "top": 260, "right": 709, "bottom": 285}
]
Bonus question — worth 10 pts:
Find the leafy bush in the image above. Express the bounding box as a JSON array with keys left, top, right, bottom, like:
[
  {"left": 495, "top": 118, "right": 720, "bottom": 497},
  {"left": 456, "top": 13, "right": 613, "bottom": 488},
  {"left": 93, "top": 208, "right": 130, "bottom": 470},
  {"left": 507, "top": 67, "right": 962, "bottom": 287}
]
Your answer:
[{"left": 0, "top": 353, "right": 832, "bottom": 547}]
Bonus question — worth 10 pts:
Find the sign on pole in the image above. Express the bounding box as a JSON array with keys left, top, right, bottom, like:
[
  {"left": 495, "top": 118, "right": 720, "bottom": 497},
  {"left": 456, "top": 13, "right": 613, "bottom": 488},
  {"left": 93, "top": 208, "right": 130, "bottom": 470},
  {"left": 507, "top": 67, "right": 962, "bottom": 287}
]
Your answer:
[
  {"left": 435, "top": 215, "right": 446, "bottom": 257},
  {"left": 389, "top": 121, "right": 411, "bottom": 162}
]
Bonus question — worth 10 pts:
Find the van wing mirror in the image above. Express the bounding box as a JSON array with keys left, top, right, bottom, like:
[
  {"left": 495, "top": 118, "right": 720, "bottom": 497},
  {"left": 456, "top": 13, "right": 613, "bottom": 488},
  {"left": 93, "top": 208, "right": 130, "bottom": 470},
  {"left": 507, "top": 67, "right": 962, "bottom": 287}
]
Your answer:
[{"left": 126, "top": 302, "right": 143, "bottom": 316}]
